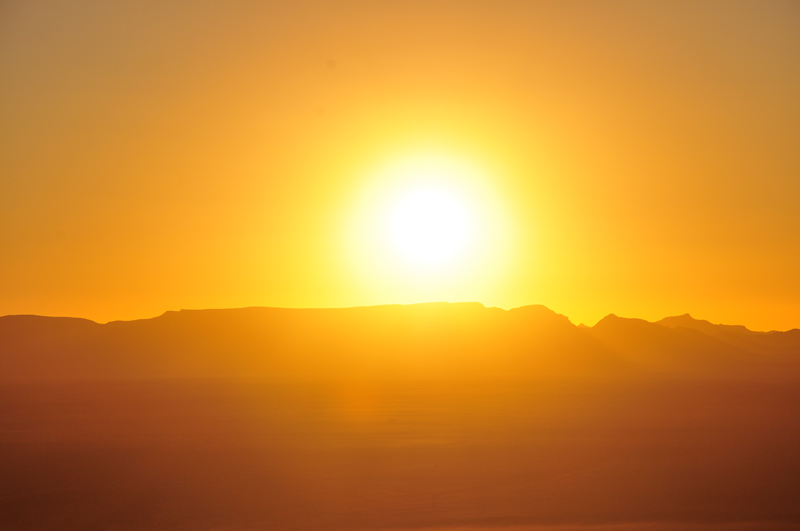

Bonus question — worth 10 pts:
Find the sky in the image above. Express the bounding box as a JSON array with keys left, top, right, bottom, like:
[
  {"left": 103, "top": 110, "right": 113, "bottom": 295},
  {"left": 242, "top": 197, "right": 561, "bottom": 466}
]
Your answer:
[{"left": 1, "top": 0, "right": 799, "bottom": 330}]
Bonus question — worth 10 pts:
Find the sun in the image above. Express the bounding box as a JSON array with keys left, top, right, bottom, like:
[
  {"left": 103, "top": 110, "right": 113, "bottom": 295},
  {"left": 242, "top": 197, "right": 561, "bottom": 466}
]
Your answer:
[
  {"left": 345, "top": 151, "right": 513, "bottom": 302},
  {"left": 388, "top": 186, "right": 470, "bottom": 266}
]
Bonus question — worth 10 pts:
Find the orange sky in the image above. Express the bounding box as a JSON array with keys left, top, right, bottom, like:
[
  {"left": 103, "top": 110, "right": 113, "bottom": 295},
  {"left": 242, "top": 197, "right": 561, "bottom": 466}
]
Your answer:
[{"left": 1, "top": 1, "right": 799, "bottom": 330}]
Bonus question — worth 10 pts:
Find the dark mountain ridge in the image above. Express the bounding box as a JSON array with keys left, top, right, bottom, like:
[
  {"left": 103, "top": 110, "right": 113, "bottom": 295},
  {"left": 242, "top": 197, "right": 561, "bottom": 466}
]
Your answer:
[
  {"left": 658, "top": 313, "right": 800, "bottom": 356},
  {"left": 2, "top": 303, "right": 798, "bottom": 380}
]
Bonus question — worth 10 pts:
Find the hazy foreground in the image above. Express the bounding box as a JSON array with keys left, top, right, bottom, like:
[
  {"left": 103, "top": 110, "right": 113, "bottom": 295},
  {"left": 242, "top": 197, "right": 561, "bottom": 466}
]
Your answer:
[{"left": 2, "top": 303, "right": 800, "bottom": 530}]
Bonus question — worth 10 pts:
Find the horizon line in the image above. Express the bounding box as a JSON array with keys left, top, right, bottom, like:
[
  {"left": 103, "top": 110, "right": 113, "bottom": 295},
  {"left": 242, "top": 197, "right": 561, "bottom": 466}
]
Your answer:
[{"left": 2, "top": 301, "right": 797, "bottom": 333}]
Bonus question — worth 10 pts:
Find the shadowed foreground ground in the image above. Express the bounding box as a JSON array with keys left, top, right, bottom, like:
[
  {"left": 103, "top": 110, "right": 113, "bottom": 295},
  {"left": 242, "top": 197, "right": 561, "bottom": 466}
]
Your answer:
[
  {"left": 2, "top": 377, "right": 800, "bottom": 530},
  {"left": 2, "top": 304, "right": 800, "bottom": 530}
]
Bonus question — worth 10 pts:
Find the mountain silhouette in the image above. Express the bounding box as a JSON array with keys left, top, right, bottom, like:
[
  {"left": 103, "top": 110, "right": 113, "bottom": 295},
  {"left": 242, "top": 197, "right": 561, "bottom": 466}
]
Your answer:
[
  {"left": 1, "top": 303, "right": 797, "bottom": 380},
  {"left": 658, "top": 313, "right": 800, "bottom": 357}
]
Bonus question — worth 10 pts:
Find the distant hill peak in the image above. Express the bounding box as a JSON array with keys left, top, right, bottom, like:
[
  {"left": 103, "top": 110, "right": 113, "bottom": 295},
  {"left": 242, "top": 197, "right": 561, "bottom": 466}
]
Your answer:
[
  {"left": 593, "top": 313, "right": 654, "bottom": 329},
  {"left": 657, "top": 314, "right": 755, "bottom": 336}
]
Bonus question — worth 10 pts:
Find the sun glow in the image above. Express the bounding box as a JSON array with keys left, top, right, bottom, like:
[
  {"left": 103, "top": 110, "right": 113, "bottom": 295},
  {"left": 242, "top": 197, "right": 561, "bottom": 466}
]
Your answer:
[{"left": 345, "top": 151, "right": 514, "bottom": 304}]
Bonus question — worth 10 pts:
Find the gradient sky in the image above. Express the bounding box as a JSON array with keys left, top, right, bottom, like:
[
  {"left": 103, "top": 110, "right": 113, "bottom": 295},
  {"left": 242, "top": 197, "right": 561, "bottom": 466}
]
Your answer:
[{"left": 1, "top": 1, "right": 799, "bottom": 330}]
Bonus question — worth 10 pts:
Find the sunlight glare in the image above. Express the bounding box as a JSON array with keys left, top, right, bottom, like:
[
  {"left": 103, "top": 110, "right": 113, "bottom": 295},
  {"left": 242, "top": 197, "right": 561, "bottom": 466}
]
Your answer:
[
  {"left": 345, "top": 150, "right": 514, "bottom": 305},
  {"left": 389, "top": 186, "right": 470, "bottom": 266}
]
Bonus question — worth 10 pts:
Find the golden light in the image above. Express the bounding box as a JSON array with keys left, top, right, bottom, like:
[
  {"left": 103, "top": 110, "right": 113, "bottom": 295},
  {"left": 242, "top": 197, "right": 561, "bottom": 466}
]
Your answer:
[{"left": 343, "top": 150, "right": 515, "bottom": 305}]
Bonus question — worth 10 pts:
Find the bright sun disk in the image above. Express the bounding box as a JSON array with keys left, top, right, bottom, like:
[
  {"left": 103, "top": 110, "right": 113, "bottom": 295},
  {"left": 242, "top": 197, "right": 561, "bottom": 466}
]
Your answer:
[
  {"left": 389, "top": 187, "right": 470, "bottom": 266},
  {"left": 347, "top": 151, "right": 512, "bottom": 295}
]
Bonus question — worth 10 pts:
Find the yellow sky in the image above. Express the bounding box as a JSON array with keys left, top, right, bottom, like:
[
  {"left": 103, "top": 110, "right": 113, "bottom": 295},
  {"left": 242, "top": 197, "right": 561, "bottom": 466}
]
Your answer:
[{"left": 1, "top": 1, "right": 799, "bottom": 330}]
